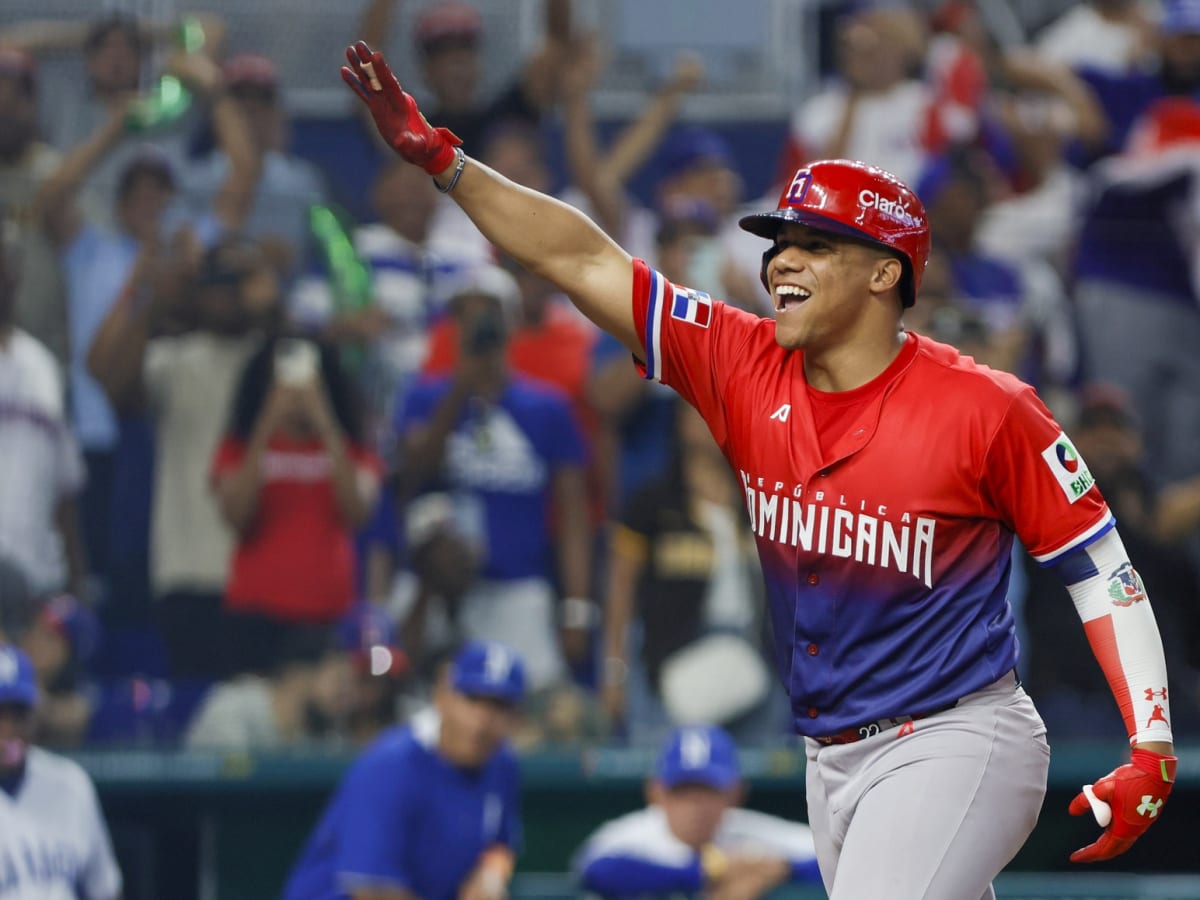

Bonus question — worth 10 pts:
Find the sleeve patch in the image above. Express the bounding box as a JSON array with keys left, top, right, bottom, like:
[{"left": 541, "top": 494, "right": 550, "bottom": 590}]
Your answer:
[
  {"left": 669, "top": 286, "right": 712, "bottom": 328},
  {"left": 1039, "top": 431, "right": 1097, "bottom": 503}
]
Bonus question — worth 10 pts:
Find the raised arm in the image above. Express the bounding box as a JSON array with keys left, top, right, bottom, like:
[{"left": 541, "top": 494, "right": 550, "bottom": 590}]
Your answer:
[
  {"left": 342, "top": 41, "right": 640, "bottom": 356},
  {"left": 561, "top": 40, "right": 701, "bottom": 237},
  {"left": 31, "top": 103, "right": 129, "bottom": 247},
  {"left": 164, "top": 50, "right": 262, "bottom": 231}
]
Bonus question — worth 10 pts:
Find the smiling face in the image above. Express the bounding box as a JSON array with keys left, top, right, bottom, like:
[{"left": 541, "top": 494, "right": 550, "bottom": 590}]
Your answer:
[{"left": 766, "top": 223, "right": 904, "bottom": 352}]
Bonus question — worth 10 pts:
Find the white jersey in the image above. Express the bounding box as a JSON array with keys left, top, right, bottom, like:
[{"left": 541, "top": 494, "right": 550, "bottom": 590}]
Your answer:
[
  {"left": 576, "top": 804, "right": 816, "bottom": 875},
  {"left": 0, "top": 747, "right": 122, "bottom": 900}
]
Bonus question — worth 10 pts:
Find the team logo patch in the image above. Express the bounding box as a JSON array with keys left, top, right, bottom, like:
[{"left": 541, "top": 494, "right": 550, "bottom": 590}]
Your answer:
[
  {"left": 1107, "top": 562, "right": 1148, "bottom": 606},
  {"left": 670, "top": 287, "right": 712, "bottom": 328},
  {"left": 1040, "top": 432, "right": 1096, "bottom": 503}
]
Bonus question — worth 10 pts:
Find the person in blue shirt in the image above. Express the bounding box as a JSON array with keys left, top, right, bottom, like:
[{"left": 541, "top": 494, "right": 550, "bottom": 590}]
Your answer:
[
  {"left": 283, "top": 639, "right": 526, "bottom": 900},
  {"left": 574, "top": 725, "right": 820, "bottom": 899}
]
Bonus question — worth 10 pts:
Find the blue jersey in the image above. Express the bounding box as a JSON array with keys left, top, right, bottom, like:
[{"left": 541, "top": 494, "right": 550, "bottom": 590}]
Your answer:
[
  {"left": 394, "top": 376, "right": 585, "bottom": 580},
  {"left": 283, "top": 715, "right": 522, "bottom": 900}
]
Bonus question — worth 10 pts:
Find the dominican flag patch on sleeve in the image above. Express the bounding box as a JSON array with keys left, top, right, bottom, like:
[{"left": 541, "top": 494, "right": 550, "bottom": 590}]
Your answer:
[{"left": 670, "top": 286, "right": 712, "bottom": 328}]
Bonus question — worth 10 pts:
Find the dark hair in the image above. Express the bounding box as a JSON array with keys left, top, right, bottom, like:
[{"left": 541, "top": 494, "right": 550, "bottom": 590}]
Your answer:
[
  {"left": 226, "top": 335, "right": 365, "bottom": 443},
  {"left": 116, "top": 155, "right": 176, "bottom": 203},
  {"left": 84, "top": 14, "right": 144, "bottom": 58}
]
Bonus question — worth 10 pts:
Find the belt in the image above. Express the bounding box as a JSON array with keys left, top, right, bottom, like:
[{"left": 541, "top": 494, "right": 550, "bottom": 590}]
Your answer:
[{"left": 814, "top": 703, "right": 957, "bottom": 746}]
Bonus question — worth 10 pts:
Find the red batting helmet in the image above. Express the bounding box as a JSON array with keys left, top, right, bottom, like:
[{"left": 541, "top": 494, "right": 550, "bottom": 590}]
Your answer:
[{"left": 738, "top": 159, "right": 931, "bottom": 307}]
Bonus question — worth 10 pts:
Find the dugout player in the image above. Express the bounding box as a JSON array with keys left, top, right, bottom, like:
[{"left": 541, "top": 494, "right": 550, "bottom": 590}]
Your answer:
[
  {"left": 575, "top": 724, "right": 821, "bottom": 898},
  {"left": 0, "top": 644, "right": 122, "bottom": 899},
  {"left": 283, "top": 640, "right": 525, "bottom": 900},
  {"left": 341, "top": 41, "right": 1178, "bottom": 900}
]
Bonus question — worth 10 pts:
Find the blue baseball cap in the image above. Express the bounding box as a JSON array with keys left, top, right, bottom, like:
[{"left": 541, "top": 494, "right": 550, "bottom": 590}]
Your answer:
[
  {"left": 451, "top": 640, "right": 526, "bottom": 704},
  {"left": 1163, "top": 0, "right": 1200, "bottom": 34},
  {"left": 0, "top": 645, "right": 37, "bottom": 708},
  {"left": 657, "top": 725, "right": 741, "bottom": 790}
]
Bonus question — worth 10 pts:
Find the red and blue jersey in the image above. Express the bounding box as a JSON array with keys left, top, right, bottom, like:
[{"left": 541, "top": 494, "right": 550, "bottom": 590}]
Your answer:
[{"left": 631, "top": 260, "right": 1113, "bottom": 737}]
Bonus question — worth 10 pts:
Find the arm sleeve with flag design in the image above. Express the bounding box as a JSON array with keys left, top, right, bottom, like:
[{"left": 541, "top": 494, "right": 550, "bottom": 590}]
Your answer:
[
  {"left": 1050, "top": 529, "right": 1173, "bottom": 746},
  {"left": 979, "top": 386, "right": 1171, "bottom": 746}
]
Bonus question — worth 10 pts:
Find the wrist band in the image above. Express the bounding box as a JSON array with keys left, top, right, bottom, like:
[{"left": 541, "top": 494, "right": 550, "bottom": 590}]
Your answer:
[{"left": 434, "top": 147, "right": 467, "bottom": 194}]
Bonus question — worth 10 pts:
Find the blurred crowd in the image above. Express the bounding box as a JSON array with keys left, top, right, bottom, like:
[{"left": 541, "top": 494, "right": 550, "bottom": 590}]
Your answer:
[{"left": 1, "top": 0, "right": 1200, "bottom": 757}]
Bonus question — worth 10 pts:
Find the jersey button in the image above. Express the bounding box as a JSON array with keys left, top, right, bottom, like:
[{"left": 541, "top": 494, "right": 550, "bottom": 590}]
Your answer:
[
  {"left": 807, "top": 573, "right": 820, "bottom": 586},
  {"left": 818, "top": 469, "right": 830, "bottom": 478},
  {"left": 807, "top": 643, "right": 819, "bottom": 656},
  {"left": 807, "top": 706, "right": 819, "bottom": 718}
]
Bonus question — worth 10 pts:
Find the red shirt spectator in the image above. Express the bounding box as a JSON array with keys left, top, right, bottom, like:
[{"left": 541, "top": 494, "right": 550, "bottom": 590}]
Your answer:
[{"left": 212, "top": 433, "right": 381, "bottom": 623}]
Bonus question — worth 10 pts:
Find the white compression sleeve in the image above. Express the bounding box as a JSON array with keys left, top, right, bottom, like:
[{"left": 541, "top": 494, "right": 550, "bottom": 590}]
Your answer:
[{"left": 1051, "top": 528, "right": 1173, "bottom": 745}]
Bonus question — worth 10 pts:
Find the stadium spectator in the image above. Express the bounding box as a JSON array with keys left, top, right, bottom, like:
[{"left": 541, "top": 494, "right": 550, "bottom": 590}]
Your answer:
[
  {"left": 393, "top": 264, "right": 592, "bottom": 690},
  {"left": 1035, "top": 0, "right": 1157, "bottom": 75},
  {"left": 0, "top": 643, "right": 122, "bottom": 899},
  {"left": 601, "top": 400, "right": 784, "bottom": 746},
  {"left": 559, "top": 40, "right": 703, "bottom": 263},
  {"left": 33, "top": 47, "right": 259, "bottom": 600},
  {"left": 379, "top": 492, "right": 479, "bottom": 686},
  {"left": 421, "top": 253, "right": 602, "bottom": 496},
  {"left": 574, "top": 724, "right": 820, "bottom": 898},
  {"left": 357, "top": 0, "right": 572, "bottom": 152},
  {"left": 183, "top": 628, "right": 362, "bottom": 750},
  {"left": 918, "top": 150, "right": 1076, "bottom": 394},
  {"left": 1, "top": 11, "right": 226, "bottom": 230},
  {"left": 0, "top": 214, "right": 87, "bottom": 600},
  {"left": 88, "top": 236, "right": 282, "bottom": 680},
  {"left": 972, "top": 52, "right": 1108, "bottom": 271},
  {"left": 0, "top": 45, "right": 69, "bottom": 368},
  {"left": 1073, "top": 96, "right": 1200, "bottom": 485},
  {"left": 1071, "top": 0, "right": 1200, "bottom": 163},
  {"left": 290, "top": 157, "right": 489, "bottom": 443},
  {"left": 184, "top": 52, "right": 329, "bottom": 278},
  {"left": 779, "top": 7, "right": 931, "bottom": 186},
  {"left": 0, "top": 558, "right": 98, "bottom": 749},
  {"left": 283, "top": 639, "right": 525, "bottom": 900},
  {"left": 213, "top": 335, "right": 381, "bottom": 676}
]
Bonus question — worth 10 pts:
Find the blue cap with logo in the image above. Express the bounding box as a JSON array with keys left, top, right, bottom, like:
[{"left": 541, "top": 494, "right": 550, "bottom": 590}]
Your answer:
[
  {"left": 451, "top": 640, "right": 526, "bottom": 704},
  {"left": 657, "top": 724, "right": 741, "bottom": 790},
  {"left": 0, "top": 645, "right": 37, "bottom": 708}
]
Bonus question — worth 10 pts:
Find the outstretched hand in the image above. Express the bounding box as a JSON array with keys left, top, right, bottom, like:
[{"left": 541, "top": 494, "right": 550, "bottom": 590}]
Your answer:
[
  {"left": 340, "top": 40, "right": 462, "bottom": 174},
  {"left": 1068, "top": 748, "right": 1176, "bottom": 863}
]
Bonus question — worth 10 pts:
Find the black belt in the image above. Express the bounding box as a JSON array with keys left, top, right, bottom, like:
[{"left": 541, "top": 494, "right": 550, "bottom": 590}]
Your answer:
[{"left": 814, "top": 703, "right": 957, "bottom": 746}]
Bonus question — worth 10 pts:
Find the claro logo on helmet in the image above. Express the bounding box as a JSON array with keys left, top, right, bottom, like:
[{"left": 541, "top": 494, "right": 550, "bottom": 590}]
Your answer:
[{"left": 858, "top": 189, "right": 920, "bottom": 227}]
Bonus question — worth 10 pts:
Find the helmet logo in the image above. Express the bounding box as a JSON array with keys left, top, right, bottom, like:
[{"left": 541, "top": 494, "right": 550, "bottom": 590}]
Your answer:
[
  {"left": 858, "top": 189, "right": 919, "bottom": 227},
  {"left": 785, "top": 170, "right": 813, "bottom": 206}
]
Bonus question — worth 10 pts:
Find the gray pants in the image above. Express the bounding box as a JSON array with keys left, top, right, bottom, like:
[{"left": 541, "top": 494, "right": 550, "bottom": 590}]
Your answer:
[{"left": 805, "top": 672, "right": 1050, "bottom": 900}]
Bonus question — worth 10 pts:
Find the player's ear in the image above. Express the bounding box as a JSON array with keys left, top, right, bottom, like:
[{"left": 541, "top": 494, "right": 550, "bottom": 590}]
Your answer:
[{"left": 869, "top": 255, "right": 904, "bottom": 296}]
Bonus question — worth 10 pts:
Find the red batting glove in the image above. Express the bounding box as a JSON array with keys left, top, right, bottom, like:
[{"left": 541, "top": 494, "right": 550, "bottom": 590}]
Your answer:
[
  {"left": 1068, "top": 749, "right": 1177, "bottom": 863},
  {"left": 340, "top": 40, "right": 462, "bottom": 175}
]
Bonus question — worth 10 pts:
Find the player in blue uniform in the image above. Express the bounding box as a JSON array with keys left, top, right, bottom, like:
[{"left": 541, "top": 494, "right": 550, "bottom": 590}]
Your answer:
[
  {"left": 575, "top": 724, "right": 820, "bottom": 899},
  {"left": 283, "top": 640, "right": 526, "bottom": 900}
]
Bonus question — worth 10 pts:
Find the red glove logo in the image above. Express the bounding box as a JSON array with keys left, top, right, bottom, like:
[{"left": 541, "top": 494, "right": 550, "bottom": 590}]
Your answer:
[
  {"left": 340, "top": 40, "right": 462, "bottom": 175},
  {"left": 1068, "top": 749, "right": 1176, "bottom": 863}
]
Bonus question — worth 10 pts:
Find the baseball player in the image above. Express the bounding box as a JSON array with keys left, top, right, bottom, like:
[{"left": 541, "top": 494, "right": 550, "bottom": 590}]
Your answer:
[
  {"left": 0, "top": 644, "right": 123, "bottom": 900},
  {"left": 575, "top": 724, "right": 820, "bottom": 898},
  {"left": 342, "top": 41, "right": 1178, "bottom": 900},
  {"left": 283, "top": 639, "right": 526, "bottom": 900}
]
